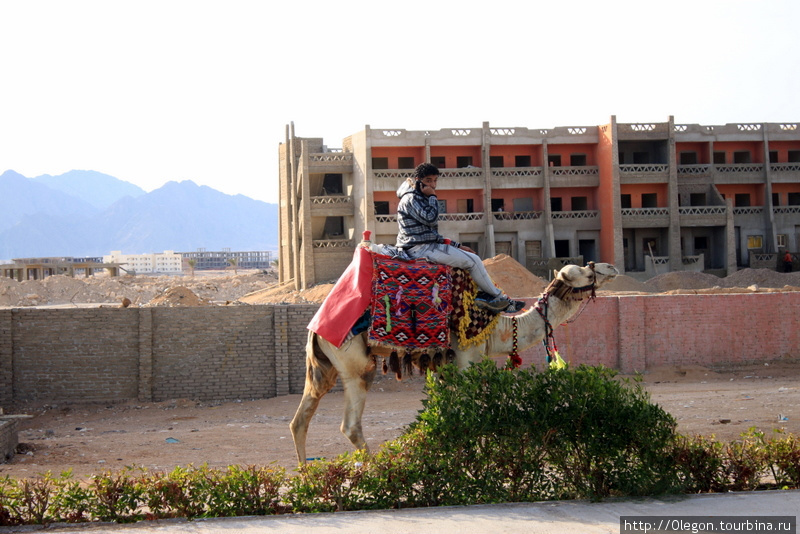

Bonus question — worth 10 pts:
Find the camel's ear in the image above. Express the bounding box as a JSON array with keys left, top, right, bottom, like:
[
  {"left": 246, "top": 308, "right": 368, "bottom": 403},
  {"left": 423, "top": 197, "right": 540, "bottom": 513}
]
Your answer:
[
  {"left": 560, "top": 269, "right": 573, "bottom": 283},
  {"left": 553, "top": 269, "right": 559, "bottom": 279}
]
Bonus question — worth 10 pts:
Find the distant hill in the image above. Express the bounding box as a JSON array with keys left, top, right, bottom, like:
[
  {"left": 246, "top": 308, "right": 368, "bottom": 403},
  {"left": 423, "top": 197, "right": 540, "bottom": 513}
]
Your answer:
[
  {"left": 0, "top": 170, "right": 278, "bottom": 260},
  {"left": 33, "top": 170, "right": 145, "bottom": 210}
]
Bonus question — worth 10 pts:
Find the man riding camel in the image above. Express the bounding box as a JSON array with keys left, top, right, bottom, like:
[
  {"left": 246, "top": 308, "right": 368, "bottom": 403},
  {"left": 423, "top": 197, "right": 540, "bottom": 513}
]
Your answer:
[{"left": 395, "top": 162, "right": 524, "bottom": 313}]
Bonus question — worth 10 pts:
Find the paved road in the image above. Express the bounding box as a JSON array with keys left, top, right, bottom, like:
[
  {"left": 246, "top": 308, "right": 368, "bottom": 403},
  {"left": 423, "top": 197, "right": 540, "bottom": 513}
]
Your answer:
[{"left": 25, "top": 490, "right": 799, "bottom": 534}]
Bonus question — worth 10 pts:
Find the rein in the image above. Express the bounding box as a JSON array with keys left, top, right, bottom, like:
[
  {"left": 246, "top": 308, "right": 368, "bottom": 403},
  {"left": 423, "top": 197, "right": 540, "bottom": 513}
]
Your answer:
[{"left": 534, "top": 262, "right": 597, "bottom": 367}]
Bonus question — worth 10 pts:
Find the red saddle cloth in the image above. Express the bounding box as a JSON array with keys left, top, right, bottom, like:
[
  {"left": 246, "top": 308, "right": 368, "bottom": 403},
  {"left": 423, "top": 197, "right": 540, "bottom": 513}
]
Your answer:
[
  {"left": 307, "top": 246, "right": 374, "bottom": 347},
  {"left": 368, "top": 255, "right": 453, "bottom": 351}
]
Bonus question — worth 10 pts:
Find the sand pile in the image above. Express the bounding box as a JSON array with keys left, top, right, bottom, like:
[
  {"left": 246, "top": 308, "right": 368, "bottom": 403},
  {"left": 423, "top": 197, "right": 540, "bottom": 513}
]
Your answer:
[
  {"left": 3, "top": 260, "right": 800, "bottom": 309},
  {"left": 484, "top": 254, "right": 547, "bottom": 297},
  {"left": 0, "top": 270, "right": 278, "bottom": 308},
  {"left": 147, "top": 286, "right": 210, "bottom": 307}
]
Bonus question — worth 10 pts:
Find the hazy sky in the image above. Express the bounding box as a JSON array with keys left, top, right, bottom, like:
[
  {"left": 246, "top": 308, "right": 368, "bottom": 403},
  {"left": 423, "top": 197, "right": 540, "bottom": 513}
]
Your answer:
[{"left": 2, "top": 0, "right": 798, "bottom": 204}]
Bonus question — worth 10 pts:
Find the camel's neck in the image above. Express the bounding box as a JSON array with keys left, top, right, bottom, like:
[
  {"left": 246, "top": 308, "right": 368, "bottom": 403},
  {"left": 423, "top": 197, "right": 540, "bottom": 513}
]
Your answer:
[{"left": 485, "top": 291, "right": 585, "bottom": 356}]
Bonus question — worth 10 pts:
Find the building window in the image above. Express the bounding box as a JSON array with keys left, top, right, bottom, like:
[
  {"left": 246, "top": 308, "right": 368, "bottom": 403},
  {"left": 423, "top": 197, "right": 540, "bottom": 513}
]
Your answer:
[
  {"left": 641, "top": 193, "right": 658, "bottom": 208},
  {"left": 570, "top": 154, "right": 587, "bottom": 166},
  {"left": 548, "top": 154, "right": 561, "bottom": 167},
  {"left": 513, "top": 197, "right": 533, "bottom": 212},
  {"left": 374, "top": 201, "right": 390, "bottom": 215},
  {"left": 733, "top": 151, "right": 752, "bottom": 164},
  {"left": 789, "top": 150, "right": 800, "bottom": 163},
  {"left": 372, "top": 157, "right": 389, "bottom": 170},
  {"left": 515, "top": 155, "right": 531, "bottom": 167},
  {"left": 550, "top": 197, "right": 562, "bottom": 211},
  {"left": 491, "top": 199, "right": 505, "bottom": 212},
  {"left": 322, "top": 174, "right": 343, "bottom": 194},
  {"left": 773, "top": 193, "right": 780, "bottom": 206},
  {"left": 769, "top": 151, "right": 778, "bottom": 163},
  {"left": 694, "top": 236, "right": 708, "bottom": 250},
  {"left": 437, "top": 200, "right": 447, "bottom": 214},
  {"left": 680, "top": 152, "right": 698, "bottom": 164},
  {"left": 620, "top": 194, "right": 632, "bottom": 209},
  {"left": 735, "top": 194, "right": 751, "bottom": 207},
  {"left": 456, "top": 156, "right": 473, "bottom": 168},
  {"left": 323, "top": 217, "right": 344, "bottom": 237},
  {"left": 714, "top": 152, "right": 726, "bottom": 164},
  {"left": 398, "top": 157, "right": 415, "bottom": 169},
  {"left": 747, "top": 235, "right": 763, "bottom": 249},
  {"left": 633, "top": 152, "right": 650, "bottom": 164},
  {"left": 457, "top": 199, "right": 474, "bottom": 213},
  {"left": 789, "top": 192, "right": 800, "bottom": 205},
  {"left": 571, "top": 196, "right": 588, "bottom": 211},
  {"left": 489, "top": 156, "right": 504, "bottom": 168},
  {"left": 430, "top": 156, "right": 446, "bottom": 168},
  {"left": 690, "top": 193, "right": 706, "bottom": 206},
  {"left": 777, "top": 234, "right": 787, "bottom": 248}
]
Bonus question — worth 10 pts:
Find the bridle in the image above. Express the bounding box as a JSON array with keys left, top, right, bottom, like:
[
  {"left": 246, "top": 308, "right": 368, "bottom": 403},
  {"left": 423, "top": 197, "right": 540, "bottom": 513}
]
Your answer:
[{"left": 515, "top": 262, "right": 599, "bottom": 369}]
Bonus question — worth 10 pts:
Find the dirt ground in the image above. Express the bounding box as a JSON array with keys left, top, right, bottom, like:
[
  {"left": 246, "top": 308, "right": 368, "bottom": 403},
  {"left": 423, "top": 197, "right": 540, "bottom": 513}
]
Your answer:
[{"left": 3, "top": 359, "right": 800, "bottom": 480}]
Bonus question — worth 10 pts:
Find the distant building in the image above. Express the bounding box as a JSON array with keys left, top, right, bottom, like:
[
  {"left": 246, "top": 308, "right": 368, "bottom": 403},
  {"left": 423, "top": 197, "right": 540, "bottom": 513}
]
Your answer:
[
  {"left": 1, "top": 257, "right": 121, "bottom": 280},
  {"left": 180, "top": 249, "right": 273, "bottom": 270},
  {"left": 279, "top": 117, "right": 800, "bottom": 289},
  {"left": 103, "top": 250, "right": 183, "bottom": 274}
]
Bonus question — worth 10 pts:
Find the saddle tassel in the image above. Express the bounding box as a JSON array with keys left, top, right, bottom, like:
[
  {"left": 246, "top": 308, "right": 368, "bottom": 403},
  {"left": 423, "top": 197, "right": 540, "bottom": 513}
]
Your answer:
[
  {"left": 389, "top": 351, "right": 400, "bottom": 379},
  {"left": 402, "top": 353, "right": 413, "bottom": 377}
]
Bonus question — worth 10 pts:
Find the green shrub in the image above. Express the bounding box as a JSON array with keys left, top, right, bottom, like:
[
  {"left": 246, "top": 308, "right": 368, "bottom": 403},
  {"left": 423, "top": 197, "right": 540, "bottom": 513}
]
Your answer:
[{"left": 412, "top": 361, "right": 681, "bottom": 501}]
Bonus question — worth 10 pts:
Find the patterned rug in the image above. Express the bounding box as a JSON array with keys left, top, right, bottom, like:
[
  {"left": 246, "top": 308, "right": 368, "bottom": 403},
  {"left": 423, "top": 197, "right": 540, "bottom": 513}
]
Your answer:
[
  {"left": 368, "top": 256, "right": 452, "bottom": 351},
  {"left": 449, "top": 268, "right": 501, "bottom": 349}
]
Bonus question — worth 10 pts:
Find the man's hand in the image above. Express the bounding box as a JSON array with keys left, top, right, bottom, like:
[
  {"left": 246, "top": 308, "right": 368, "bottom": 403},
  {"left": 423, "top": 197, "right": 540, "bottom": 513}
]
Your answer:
[{"left": 460, "top": 244, "right": 476, "bottom": 254}]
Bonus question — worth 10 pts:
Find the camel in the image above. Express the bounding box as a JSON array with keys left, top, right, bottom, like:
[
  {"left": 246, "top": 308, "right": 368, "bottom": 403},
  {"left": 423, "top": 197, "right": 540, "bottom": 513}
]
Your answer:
[{"left": 289, "top": 261, "right": 619, "bottom": 464}]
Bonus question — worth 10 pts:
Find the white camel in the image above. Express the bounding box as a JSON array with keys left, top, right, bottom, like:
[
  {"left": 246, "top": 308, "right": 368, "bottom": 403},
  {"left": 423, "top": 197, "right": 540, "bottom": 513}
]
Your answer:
[{"left": 289, "top": 261, "right": 619, "bottom": 464}]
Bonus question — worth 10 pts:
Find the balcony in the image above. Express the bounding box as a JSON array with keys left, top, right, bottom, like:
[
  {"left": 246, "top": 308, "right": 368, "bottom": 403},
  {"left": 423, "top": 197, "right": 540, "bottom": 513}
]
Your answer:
[
  {"left": 770, "top": 163, "right": 800, "bottom": 183},
  {"left": 309, "top": 195, "right": 354, "bottom": 217},
  {"left": 307, "top": 152, "right": 354, "bottom": 174},
  {"left": 621, "top": 207, "right": 670, "bottom": 228},
  {"left": 551, "top": 210, "right": 600, "bottom": 230},
  {"left": 774, "top": 205, "right": 800, "bottom": 224},
  {"left": 312, "top": 239, "right": 354, "bottom": 249},
  {"left": 549, "top": 166, "right": 600, "bottom": 187},
  {"left": 732, "top": 206, "right": 764, "bottom": 224},
  {"left": 372, "top": 168, "right": 485, "bottom": 191},
  {"left": 490, "top": 167, "right": 544, "bottom": 188},
  {"left": 678, "top": 206, "right": 727, "bottom": 227},
  {"left": 492, "top": 210, "right": 544, "bottom": 231},
  {"left": 713, "top": 163, "right": 765, "bottom": 183},
  {"left": 677, "top": 164, "right": 712, "bottom": 183},
  {"left": 374, "top": 212, "right": 486, "bottom": 235},
  {"left": 619, "top": 164, "right": 669, "bottom": 184}
]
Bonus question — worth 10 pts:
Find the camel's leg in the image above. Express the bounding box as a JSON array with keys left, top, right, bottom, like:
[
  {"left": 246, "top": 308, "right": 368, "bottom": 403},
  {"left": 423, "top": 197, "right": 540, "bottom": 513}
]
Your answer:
[
  {"left": 290, "top": 333, "right": 338, "bottom": 464},
  {"left": 339, "top": 376, "right": 371, "bottom": 451},
  {"left": 327, "top": 335, "right": 377, "bottom": 452}
]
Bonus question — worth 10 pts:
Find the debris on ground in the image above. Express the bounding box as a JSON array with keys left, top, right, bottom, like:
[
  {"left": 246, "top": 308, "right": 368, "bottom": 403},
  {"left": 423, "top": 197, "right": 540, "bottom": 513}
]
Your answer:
[{"left": 2, "top": 258, "right": 799, "bottom": 309}]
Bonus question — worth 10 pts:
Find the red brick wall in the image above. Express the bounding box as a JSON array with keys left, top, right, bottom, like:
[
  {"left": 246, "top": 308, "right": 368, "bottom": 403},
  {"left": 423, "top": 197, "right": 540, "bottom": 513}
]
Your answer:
[{"left": 517, "top": 293, "right": 800, "bottom": 373}]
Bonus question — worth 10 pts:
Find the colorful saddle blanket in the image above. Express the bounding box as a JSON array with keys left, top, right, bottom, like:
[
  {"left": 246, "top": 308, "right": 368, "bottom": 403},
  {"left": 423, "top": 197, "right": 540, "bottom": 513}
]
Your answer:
[
  {"left": 367, "top": 255, "right": 500, "bottom": 352},
  {"left": 368, "top": 256, "right": 452, "bottom": 351}
]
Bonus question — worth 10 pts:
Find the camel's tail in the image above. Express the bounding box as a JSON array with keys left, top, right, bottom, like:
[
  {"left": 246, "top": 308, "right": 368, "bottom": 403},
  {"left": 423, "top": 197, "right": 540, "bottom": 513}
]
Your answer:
[{"left": 303, "top": 331, "right": 338, "bottom": 397}]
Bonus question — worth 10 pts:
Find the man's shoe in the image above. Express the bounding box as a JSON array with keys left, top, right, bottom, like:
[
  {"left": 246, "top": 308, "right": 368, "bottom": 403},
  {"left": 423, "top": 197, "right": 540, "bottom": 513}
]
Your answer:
[{"left": 475, "top": 293, "right": 523, "bottom": 314}]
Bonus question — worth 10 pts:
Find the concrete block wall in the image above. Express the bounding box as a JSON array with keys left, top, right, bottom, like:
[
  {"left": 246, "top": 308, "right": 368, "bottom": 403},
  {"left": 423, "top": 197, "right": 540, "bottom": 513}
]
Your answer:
[
  {"left": 0, "top": 418, "right": 19, "bottom": 462},
  {"left": 1, "top": 294, "right": 798, "bottom": 411},
  {"left": 0, "top": 305, "right": 318, "bottom": 410}
]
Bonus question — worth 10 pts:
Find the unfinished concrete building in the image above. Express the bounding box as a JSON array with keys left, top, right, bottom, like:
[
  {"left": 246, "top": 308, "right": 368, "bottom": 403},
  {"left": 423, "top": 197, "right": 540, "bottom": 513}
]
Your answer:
[{"left": 278, "top": 117, "right": 800, "bottom": 289}]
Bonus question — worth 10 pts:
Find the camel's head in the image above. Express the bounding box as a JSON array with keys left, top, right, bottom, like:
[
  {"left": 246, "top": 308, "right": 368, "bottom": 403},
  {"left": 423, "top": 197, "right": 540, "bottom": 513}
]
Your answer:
[{"left": 553, "top": 262, "right": 619, "bottom": 291}]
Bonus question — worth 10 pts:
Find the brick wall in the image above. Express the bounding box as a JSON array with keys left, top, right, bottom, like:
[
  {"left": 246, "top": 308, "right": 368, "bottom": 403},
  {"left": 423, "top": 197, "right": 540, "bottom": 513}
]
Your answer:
[
  {"left": 1, "top": 294, "right": 798, "bottom": 411},
  {"left": 0, "top": 418, "right": 19, "bottom": 462},
  {"left": 517, "top": 293, "right": 800, "bottom": 373}
]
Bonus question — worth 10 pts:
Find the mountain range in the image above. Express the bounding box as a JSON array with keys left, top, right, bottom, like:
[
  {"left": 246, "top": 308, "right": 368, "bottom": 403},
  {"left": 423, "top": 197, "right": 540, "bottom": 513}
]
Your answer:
[{"left": 0, "top": 170, "right": 279, "bottom": 261}]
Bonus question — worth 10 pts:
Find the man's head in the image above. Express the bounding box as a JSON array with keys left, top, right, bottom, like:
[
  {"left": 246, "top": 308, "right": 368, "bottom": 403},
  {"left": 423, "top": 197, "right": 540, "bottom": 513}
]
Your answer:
[{"left": 414, "top": 163, "right": 440, "bottom": 181}]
